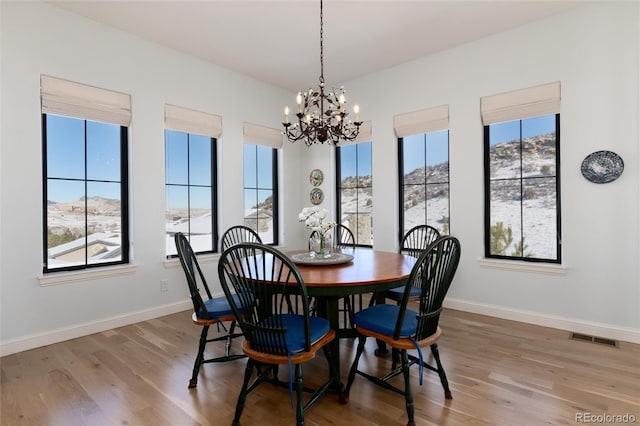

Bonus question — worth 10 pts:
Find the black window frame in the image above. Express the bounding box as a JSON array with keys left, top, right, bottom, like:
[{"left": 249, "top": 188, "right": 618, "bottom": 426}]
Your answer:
[
  {"left": 165, "top": 130, "right": 219, "bottom": 256},
  {"left": 483, "top": 113, "right": 562, "bottom": 263},
  {"left": 336, "top": 142, "right": 373, "bottom": 248},
  {"left": 42, "top": 113, "right": 130, "bottom": 273},
  {"left": 243, "top": 144, "right": 279, "bottom": 245},
  {"left": 397, "top": 131, "right": 451, "bottom": 244}
]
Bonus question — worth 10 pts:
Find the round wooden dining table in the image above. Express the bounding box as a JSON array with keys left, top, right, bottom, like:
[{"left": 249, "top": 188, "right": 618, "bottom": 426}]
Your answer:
[{"left": 287, "top": 248, "right": 416, "bottom": 381}]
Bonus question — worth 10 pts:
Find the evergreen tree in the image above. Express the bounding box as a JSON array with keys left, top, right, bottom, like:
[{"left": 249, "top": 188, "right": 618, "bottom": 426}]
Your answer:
[{"left": 490, "top": 222, "right": 513, "bottom": 255}]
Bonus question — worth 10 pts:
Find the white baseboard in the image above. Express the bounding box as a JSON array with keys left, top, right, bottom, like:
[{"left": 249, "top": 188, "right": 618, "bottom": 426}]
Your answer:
[
  {"left": 3, "top": 298, "right": 637, "bottom": 357},
  {"left": 444, "top": 298, "right": 640, "bottom": 344},
  {"left": 0, "top": 300, "right": 192, "bottom": 357}
]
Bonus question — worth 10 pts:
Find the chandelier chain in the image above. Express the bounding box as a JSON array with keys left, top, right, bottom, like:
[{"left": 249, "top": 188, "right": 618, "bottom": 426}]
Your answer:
[
  {"left": 319, "top": 0, "right": 324, "bottom": 84},
  {"left": 281, "top": 0, "right": 362, "bottom": 145}
]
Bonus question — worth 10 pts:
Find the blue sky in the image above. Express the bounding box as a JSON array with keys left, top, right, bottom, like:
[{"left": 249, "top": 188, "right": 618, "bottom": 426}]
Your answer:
[
  {"left": 243, "top": 144, "right": 274, "bottom": 209},
  {"left": 402, "top": 129, "right": 449, "bottom": 175},
  {"left": 489, "top": 114, "right": 556, "bottom": 145},
  {"left": 48, "top": 113, "right": 556, "bottom": 204},
  {"left": 47, "top": 114, "right": 122, "bottom": 203},
  {"left": 339, "top": 142, "right": 372, "bottom": 179},
  {"left": 166, "top": 130, "right": 212, "bottom": 209}
]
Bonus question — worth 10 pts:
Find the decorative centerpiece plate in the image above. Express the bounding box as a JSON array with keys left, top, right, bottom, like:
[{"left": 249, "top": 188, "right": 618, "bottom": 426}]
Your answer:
[
  {"left": 290, "top": 252, "right": 354, "bottom": 266},
  {"left": 581, "top": 150, "right": 624, "bottom": 184}
]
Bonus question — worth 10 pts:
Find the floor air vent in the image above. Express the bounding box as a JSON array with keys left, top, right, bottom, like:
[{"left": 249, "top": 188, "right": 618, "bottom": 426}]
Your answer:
[{"left": 570, "top": 332, "right": 618, "bottom": 348}]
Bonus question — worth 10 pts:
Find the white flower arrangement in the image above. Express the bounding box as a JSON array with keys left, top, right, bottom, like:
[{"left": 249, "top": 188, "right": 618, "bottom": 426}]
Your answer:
[{"left": 298, "top": 206, "right": 336, "bottom": 235}]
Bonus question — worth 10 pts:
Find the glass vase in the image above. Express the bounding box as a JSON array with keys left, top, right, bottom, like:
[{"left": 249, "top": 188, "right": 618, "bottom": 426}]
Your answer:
[{"left": 310, "top": 232, "right": 332, "bottom": 258}]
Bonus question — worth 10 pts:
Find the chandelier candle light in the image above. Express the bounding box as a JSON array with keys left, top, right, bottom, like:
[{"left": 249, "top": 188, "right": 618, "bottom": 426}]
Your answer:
[
  {"left": 299, "top": 206, "right": 336, "bottom": 257},
  {"left": 283, "top": 0, "right": 362, "bottom": 145}
]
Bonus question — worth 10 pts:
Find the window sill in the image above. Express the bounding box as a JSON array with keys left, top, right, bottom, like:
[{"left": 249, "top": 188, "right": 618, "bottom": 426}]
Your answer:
[
  {"left": 164, "top": 245, "right": 289, "bottom": 269},
  {"left": 39, "top": 264, "right": 138, "bottom": 286},
  {"left": 164, "top": 253, "right": 220, "bottom": 269},
  {"left": 478, "top": 258, "right": 567, "bottom": 275}
]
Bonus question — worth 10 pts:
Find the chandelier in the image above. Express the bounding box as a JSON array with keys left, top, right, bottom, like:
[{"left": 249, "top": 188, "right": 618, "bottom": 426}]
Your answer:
[{"left": 282, "top": 0, "right": 362, "bottom": 146}]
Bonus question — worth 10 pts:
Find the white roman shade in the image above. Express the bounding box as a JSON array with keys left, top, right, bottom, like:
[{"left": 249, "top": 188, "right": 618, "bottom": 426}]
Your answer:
[
  {"left": 481, "top": 81, "right": 561, "bottom": 125},
  {"left": 165, "top": 104, "right": 222, "bottom": 138},
  {"left": 243, "top": 122, "right": 283, "bottom": 149},
  {"left": 337, "top": 121, "right": 372, "bottom": 146},
  {"left": 393, "top": 104, "right": 449, "bottom": 138},
  {"left": 40, "top": 75, "right": 131, "bottom": 126}
]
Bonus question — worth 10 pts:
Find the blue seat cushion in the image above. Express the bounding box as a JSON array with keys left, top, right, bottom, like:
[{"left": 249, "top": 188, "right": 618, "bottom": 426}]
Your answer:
[
  {"left": 198, "top": 294, "right": 242, "bottom": 319},
  {"left": 354, "top": 304, "right": 417, "bottom": 338},
  {"left": 386, "top": 285, "right": 421, "bottom": 300},
  {"left": 261, "top": 314, "right": 331, "bottom": 354}
]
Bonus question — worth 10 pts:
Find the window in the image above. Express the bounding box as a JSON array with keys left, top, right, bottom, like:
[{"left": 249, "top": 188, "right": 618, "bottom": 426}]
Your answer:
[
  {"left": 41, "top": 76, "right": 130, "bottom": 273},
  {"left": 481, "top": 82, "right": 561, "bottom": 263},
  {"left": 242, "top": 123, "right": 281, "bottom": 245},
  {"left": 395, "top": 105, "right": 450, "bottom": 242},
  {"left": 164, "top": 105, "right": 222, "bottom": 255},
  {"left": 484, "top": 114, "right": 560, "bottom": 262},
  {"left": 399, "top": 130, "right": 450, "bottom": 236},
  {"left": 243, "top": 144, "right": 278, "bottom": 244},
  {"left": 337, "top": 141, "right": 373, "bottom": 246},
  {"left": 165, "top": 130, "right": 217, "bottom": 256}
]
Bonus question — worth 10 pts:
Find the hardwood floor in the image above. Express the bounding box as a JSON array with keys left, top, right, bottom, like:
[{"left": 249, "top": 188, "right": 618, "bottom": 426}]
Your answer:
[{"left": 2, "top": 307, "right": 639, "bottom": 425}]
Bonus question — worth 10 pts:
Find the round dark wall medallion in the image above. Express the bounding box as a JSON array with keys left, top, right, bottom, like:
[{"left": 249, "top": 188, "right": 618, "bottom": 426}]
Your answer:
[{"left": 581, "top": 150, "right": 624, "bottom": 184}]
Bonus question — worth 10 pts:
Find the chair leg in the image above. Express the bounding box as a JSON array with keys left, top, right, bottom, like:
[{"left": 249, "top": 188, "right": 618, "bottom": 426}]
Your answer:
[
  {"left": 392, "top": 348, "right": 401, "bottom": 370},
  {"left": 430, "top": 343, "right": 452, "bottom": 399},
  {"left": 345, "top": 335, "right": 367, "bottom": 399},
  {"left": 232, "top": 359, "right": 255, "bottom": 426},
  {"left": 401, "top": 349, "right": 416, "bottom": 426},
  {"left": 295, "top": 363, "right": 304, "bottom": 426},
  {"left": 387, "top": 298, "right": 403, "bottom": 366},
  {"left": 225, "top": 321, "right": 237, "bottom": 357},
  {"left": 189, "top": 325, "right": 209, "bottom": 388}
]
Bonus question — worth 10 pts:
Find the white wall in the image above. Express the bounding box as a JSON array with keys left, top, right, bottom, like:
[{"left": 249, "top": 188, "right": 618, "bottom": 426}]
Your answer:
[
  {"left": 1, "top": 1, "right": 638, "bottom": 355},
  {"left": 340, "top": 1, "right": 639, "bottom": 341},
  {"left": 0, "top": 1, "right": 301, "bottom": 354}
]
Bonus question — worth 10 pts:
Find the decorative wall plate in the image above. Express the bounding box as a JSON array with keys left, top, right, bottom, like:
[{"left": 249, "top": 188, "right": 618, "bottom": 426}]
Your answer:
[
  {"left": 581, "top": 150, "right": 624, "bottom": 184},
  {"left": 310, "top": 169, "right": 324, "bottom": 186},
  {"left": 310, "top": 188, "right": 324, "bottom": 205}
]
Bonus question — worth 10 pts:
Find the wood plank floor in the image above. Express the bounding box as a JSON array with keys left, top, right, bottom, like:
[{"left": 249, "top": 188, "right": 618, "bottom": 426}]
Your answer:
[{"left": 2, "top": 307, "right": 639, "bottom": 426}]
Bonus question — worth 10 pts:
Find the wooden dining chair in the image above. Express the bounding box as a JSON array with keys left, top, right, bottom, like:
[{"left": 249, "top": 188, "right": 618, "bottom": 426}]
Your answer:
[
  {"left": 220, "top": 225, "right": 262, "bottom": 252},
  {"left": 174, "top": 232, "right": 245, "bottom": 388},
  {"left": 344, "top": 236, "right": 461, "bottom": 426},
  {"left": 218, "top": 242, "right": 343, "bottom": 426},
  {"left": 386, "top": 224, "right": 441, "bottom": 303}
]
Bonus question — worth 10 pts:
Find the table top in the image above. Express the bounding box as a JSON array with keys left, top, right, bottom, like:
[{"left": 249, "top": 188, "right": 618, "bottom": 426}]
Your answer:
[{"left": 287, "top": 248, "right": 416, "bottom": 296}]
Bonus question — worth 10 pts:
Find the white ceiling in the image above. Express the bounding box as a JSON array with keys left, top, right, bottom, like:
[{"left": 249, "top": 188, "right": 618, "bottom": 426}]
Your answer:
[{"left": 48, "top": 0, "right": 583, "bottom": 92}]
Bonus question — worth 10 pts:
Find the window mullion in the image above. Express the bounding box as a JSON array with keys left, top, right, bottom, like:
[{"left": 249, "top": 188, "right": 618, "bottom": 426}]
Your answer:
[
  {"left": 84, "top": 120, "right": 89, "bottom": 266},
  {"left": 423, "top": 133, "right": 428, "bottom": 226},
  {"left": 186, "top": 134, "right": 191, "bottom": 238},
  {"left": 519, "top": 120, "right": 525, "bottom": 259}
]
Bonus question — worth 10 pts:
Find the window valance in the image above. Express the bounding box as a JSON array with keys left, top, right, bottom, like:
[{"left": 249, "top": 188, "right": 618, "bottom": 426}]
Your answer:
[
  {"left": 481, "top": 81, "right": 561, "bottom": 125},
  {"left": 41, "top": 75, "right": 131, "bottom": 126},
  {"left": 165, "top": 104, "right": 222, "bottom": 138},
  {"left": 393, "top": 104, "right": 449, "bottom": 137},
  {"left": 243, "top": 122, "right": 283, "bottom": 149}
]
